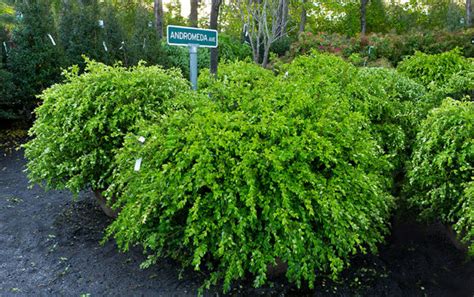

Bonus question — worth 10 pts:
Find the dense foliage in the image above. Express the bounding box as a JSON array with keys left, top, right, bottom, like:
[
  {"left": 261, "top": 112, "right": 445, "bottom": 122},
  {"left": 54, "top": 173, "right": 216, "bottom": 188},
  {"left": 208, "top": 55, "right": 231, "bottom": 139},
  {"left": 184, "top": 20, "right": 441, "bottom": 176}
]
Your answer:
[
  {"left": 397, "top": 49, "right": 474, "bottom": 108},
  {"left": 105, "top": 57, "right": 394, "bottom": 291},
  {"left": 24, "top": 59, "right": 191, "bottom": 194},
  {"left": 218, "top": 34, "right": 253, "bottom": 62},
  {"left": 352, "top": 67, "right": 427, "bottom": 173},
  {"left": 5, "top": 0, "right": 64, "bottom": 121},
  {"left": 288, "top": 29, "right": 474, "bottom": 67},
  {"left": 407, "top": 99, "right": 473, "bottom": 255},
  {"left": 397, "top": 48, "right": 473, "bottom": 89},
  {"left": 0, "top": 60, "right": 16, "bottom": 120}
]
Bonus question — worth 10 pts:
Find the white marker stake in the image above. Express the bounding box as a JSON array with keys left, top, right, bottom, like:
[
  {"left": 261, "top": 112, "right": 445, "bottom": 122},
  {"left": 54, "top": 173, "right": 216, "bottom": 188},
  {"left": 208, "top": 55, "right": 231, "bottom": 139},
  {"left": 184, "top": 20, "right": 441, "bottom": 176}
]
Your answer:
[
  {"left": 134, "top": 158, "right": 142, "bottom": 172},
  {"left": 103, "top": 41, "right": 108, "bottom": 52},
  {"left": 134, "top": 136, "right": 146, "bottom": 172},
  {"left": 2, "top": 42, "right": 7, "bottom": 54},
  {"left": 47, "top": 34, "right": 56, "bottom": 46}
]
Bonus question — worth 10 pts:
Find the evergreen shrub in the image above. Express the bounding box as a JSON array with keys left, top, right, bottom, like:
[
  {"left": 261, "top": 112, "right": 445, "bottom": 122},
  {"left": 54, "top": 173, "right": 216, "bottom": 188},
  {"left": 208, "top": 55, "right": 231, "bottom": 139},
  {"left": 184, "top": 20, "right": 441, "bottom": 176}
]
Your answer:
[
  {"left": 353, "top": 67, "right": 427, "bottom": 171},
  {"left": 397, "top": 48, "right": 473, "bottom": 92},
  {"left": 24, "top": 59, "right": 192, "bottom": 194},
  {"left": 106, "top": 56, "right": 394, "bottom": 292},
  {"left": 7, "top": 0, "right": 64, "bottom": 121},
  {"left": 407, "top": 98, "right": 473, "bottom": 254}
]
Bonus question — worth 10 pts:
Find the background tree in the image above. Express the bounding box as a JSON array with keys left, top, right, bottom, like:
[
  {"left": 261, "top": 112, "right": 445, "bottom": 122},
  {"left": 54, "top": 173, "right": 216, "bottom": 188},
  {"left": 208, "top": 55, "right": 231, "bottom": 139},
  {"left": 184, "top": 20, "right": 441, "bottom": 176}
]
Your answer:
[
  {"left": 238, "top": 0, "right": 289, "bottom": 67},
  {"left": 154, "top": 0, "right": 163, "bottom": 39},
  {"left": 467, "top": 0, "right": 472, "bottom": 27},
  {"left": 190, "top": 0, "right": 199, "bottom": 27},
  {"left": 210, "top": 0, "right": 222, "bottom": 75},
  {"left": 299, "top": 0, "right": 307, "bottom": 33},
  {"left": 361, "top": 0, "right": 369, "bottom": 35}
]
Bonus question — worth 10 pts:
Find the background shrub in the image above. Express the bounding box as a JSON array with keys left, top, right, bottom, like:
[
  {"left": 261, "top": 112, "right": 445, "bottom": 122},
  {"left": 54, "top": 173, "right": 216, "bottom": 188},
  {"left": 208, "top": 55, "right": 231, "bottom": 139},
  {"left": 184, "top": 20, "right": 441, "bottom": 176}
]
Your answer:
[
  {"left": 24, "top": 59, "right": 192, "bottom": 194},
  {"left": 397, "top": 49, "right": 474, "bottom": 108},
  {"left": 0, "top": 61, "right": 16, "bottom": 120},
  {"left": 407, "top": 98, "right": 473, "bottom": 254},
  {"left": 106, "top": 57, "right": 394, "bottom": 292},
  {"left": 397, "top": 48, "right": 472, "bottom": 89},
  {"left": 288, "top": 29, "right": 474, "bottom": 67},
  {"left": 6, "top": 0, "right": 64, "bottom": 121},
  {"left": 218, "top": 34, "right": 252, "bottom": 62}
]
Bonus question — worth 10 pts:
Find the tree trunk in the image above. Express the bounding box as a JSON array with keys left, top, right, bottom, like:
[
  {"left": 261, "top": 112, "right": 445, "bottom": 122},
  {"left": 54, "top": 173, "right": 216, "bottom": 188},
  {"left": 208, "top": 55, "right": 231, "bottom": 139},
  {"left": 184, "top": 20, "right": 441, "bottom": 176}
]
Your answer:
[
  {"left": 281, "top": 0, "right": 288, "bottom": 37},
  {"left": 210, "top": 0, "right": 222, "bottom": 75},
  {"left": 262, "top": 44, "right": 270, "bottom": 68},
  {"left": 154, "top": 0, "right": 163, "bottom": 39},
  {"left": 275, "top": 0, "right": 288, "bottom": 38},
  {"left": 189, "top": 0, "right": 199, "bottom": 27},
  {"left": 360, "top": 0, "right": 369, "bottom": 35},
  {"left": 299, "top": 0, "right": 307, "bottom": 34},
  {"left": 468, "top": 0, "right": 472, "bottom": 27}
]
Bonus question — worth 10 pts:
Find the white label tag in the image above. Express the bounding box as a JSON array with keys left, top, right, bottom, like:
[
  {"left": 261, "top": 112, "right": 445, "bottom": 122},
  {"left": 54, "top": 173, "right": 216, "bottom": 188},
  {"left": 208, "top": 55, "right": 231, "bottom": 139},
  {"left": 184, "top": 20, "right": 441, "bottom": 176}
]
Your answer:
[
  {"left": 134, "top": 158, "right": 142, "bottom": 172},
  {"left": 103, "top": 41, "right": 108, "bottom": 52},
  {"left": 47, "top": 34, "right": 56, "bottom": 46}
]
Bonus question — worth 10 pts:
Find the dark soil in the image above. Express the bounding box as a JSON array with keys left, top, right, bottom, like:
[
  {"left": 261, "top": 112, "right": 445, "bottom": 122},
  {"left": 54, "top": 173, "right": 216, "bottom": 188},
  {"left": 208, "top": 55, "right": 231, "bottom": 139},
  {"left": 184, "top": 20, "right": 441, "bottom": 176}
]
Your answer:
[{"left": 1, "top": 149, "right": 473, "bottom": 296}]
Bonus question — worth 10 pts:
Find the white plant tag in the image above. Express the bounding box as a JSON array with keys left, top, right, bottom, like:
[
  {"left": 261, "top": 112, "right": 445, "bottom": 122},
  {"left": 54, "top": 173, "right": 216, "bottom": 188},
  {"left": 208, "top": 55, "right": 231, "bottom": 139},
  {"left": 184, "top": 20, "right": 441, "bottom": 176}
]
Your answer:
[
  {"left": 2, "top": 42, "right": 7, "bottom": 53},
  {"left": 47, "top": 34, "right": 56, "bottom": 46},
  {"left": 103, "top": 41, "right": 108, "bottom": 52},
  {"left": 134, "top": 158, "right": 142, "bottom": 172},
  {"left": 138, "top": 136, "right": 146, "bottom": 143}
]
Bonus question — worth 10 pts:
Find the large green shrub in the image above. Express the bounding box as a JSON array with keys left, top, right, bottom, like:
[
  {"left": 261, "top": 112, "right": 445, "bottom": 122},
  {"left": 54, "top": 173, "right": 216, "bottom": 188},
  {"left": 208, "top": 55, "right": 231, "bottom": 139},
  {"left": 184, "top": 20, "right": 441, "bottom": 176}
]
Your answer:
[
  {"left": 106, "top": 58, "right": 394, "bottom": 292},
  {"left": 352, "top": 67, "right": 427, "bottom": 172},
  {"left": 397, "top": 49, "right": 474, "bottom": 109},
  {"left": 24, "top": 59, "right": 192, "bottom": 194},
  {"left": 279, "top": 53, "right": 427, "bottom": 174},
  {"left": 397, "top": 48, "right": 472, "bottom": 90},
  {"left": 407, "top": 98, "right": 473, "bottom": 254}
]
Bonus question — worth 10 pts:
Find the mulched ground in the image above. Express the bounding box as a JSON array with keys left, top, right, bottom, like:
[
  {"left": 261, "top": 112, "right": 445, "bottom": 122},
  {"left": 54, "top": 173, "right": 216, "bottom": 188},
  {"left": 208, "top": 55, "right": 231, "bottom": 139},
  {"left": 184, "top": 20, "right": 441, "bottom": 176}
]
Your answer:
[{"left": 1, "top": 149, "right": 473, "bottom": 296}]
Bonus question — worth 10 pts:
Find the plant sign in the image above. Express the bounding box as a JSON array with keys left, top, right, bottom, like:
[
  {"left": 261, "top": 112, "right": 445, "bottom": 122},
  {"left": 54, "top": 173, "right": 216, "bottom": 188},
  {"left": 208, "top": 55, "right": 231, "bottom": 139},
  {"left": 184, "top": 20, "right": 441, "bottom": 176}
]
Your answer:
[{"left": 167, "top": 25, "right": 218, "bottom": 90}]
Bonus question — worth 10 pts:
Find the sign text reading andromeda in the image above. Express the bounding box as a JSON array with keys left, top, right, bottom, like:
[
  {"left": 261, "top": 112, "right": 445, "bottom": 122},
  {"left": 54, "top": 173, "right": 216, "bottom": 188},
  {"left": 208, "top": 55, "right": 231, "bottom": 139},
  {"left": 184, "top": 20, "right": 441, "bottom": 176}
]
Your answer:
[{"left": 170, "top": 31, "right": 216, "bottom": 43}]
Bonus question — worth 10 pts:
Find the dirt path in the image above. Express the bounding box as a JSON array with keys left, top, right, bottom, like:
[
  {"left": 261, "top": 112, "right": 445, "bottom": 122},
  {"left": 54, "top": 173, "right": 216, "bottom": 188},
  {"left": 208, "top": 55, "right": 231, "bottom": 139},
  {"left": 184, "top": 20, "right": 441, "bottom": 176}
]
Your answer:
[{"left": 1, "top": 150, "right": 473, "bottom": 296}]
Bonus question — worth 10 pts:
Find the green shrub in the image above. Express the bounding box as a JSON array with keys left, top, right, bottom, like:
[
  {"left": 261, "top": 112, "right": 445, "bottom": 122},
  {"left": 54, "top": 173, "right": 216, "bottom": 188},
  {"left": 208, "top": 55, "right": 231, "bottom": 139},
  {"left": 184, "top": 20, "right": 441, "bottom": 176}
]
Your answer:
[
  {"left": 106, "top": 58, "right": 394, "bottom": 292},
  {"left": 218, "top": 34, "right": 252, "bottom": 62},
  {"left": 397, "top": 48, "right": 472, "bottom": 89},
  {"left": 0, "top": 62, "right": 17, "bottom": 120},
  {"left": 7, "top": 0, "right": 65, "bottom": 121},
  {"left": 407, "top": 98, "right": 473, "bottom": 254},
  {"left": 24, "top": 59, "right": 192, "bottom": 194},
  {"left": 270, "top": 36, "right": 292, "bottom": 57},
  {"left": 59, "top": 1, "right": 104, "bottom": 67},
  {"left": 280, "top": 53, "right": 428, "bottom": 173},
  {"left": 397, "top": 49, "right": 474, "bottom": 109},
  {"left": 352, "top": 67, "right": 427, "bottom": 172},
  {"left": 161, "top": 43, "right": 210, "bottom": 78},
  {"left": 288, "top": 29, "right": 474, "bottom": 66}
]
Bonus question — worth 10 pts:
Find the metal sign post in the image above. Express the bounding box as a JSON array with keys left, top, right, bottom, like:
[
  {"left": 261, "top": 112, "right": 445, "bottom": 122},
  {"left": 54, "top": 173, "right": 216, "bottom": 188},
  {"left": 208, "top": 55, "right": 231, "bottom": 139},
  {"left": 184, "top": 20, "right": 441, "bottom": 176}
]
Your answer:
[
  {"left": 167, "top": 25, "right": 218, "bottom": 90},
  {"left": 189, "top": 44, "right": 198, "bottom": 90}
]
